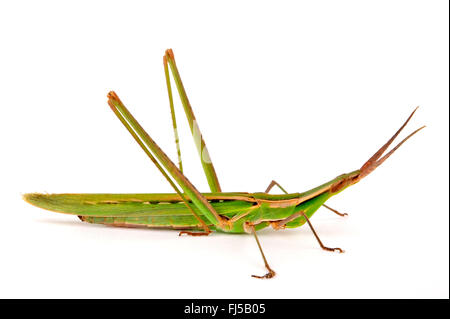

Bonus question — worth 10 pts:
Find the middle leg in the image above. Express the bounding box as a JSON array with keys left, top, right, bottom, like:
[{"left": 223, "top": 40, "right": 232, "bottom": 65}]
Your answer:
[{"left": 246, "top": 223, "right": 276, "bottom": 279}]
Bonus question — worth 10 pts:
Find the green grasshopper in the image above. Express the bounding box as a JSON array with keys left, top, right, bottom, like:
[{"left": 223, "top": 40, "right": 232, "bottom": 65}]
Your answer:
[{"left": 24, "top": 49, "right": 425, "bottom": 279}]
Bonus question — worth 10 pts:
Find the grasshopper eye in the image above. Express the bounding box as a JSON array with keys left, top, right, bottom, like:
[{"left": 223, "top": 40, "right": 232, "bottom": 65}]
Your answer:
[{"left": 330, "top": 179, "right": 346, "bottom": 193}]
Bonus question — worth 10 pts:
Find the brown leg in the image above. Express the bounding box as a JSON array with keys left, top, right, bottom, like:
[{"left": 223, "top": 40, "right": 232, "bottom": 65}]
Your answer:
[
  {"left": 301, "top": 212, "right": 344, "bottom": 253},
  {"left": 265, "top": 180, "right": 288, "bottom": 194},
  {"left": 270, "top": 212, "right": 303, "bottom": 230},
  {"left": 323, "top": 204, "right": 348, "bottom": 217},
  {"left": 179, "top": 230, "right": 211, "bottom": 237},
  {"left": 248, "top": 224, "right": 276, "bottom": 279}
]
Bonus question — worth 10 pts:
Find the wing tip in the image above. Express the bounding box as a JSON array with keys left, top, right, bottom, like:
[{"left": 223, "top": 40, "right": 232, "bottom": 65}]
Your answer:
[{"left": 23, "top": 192, "right": 43, "bottom": 204}]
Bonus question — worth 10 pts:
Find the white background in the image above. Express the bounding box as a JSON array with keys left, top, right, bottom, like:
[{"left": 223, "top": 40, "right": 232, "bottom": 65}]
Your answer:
[{"left": 0, "top": 1, "right": 448, "bottom": 298}]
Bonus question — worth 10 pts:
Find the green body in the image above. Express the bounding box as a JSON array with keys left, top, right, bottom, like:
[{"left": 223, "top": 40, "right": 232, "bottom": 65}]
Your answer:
[{"left": 24, "top": 172, "right": 356, "bottom": 234}]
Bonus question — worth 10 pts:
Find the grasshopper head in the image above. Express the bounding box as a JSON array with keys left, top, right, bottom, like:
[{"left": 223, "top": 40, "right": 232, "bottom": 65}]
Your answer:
[
  {"left": 330, "top": 107, "right": 425, "bottom": 195},
  {"left": 329, "top": 170, "right": 361, "bottom": 194}
]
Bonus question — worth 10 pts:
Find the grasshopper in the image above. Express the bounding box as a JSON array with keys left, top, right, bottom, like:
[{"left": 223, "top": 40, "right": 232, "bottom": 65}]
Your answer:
[{"left": 24, "top": 49, "right": 425, "bottom": 279}]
